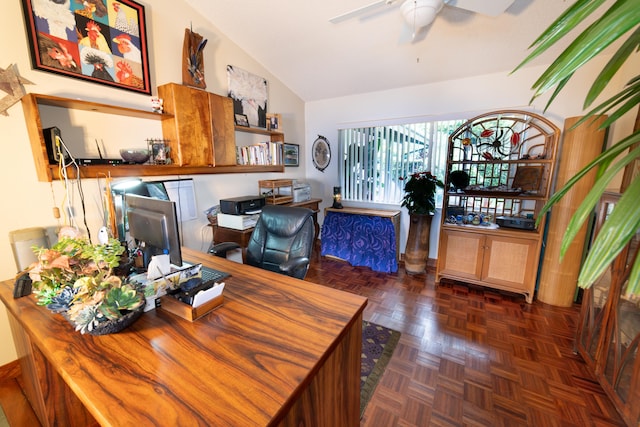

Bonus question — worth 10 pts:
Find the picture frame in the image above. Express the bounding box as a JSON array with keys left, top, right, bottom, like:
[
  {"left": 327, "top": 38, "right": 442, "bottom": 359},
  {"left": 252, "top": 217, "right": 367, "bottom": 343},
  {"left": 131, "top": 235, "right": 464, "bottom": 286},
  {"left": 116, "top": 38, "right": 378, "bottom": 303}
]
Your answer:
[
  {"left": 20, "top": 0, "right": 152, "bottom": 95},
  {"left": 512, "top": 165, "right": 544, "bottom": 192},
  {"left": 283, "top": 143, "right": 299, "bottom": 167},
  {"left": 267, "top": 113, "right": 281, "bottom": 131},
  {"left": 235, "top": 113, "right": 249, "bottom": 127}
]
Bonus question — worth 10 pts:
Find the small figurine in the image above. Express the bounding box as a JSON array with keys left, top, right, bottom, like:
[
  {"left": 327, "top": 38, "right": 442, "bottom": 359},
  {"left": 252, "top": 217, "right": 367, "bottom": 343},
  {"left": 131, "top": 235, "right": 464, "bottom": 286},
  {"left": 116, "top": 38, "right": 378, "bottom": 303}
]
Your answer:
[{"left": 150, "top": 97, "right": 163, "bottom": 113}]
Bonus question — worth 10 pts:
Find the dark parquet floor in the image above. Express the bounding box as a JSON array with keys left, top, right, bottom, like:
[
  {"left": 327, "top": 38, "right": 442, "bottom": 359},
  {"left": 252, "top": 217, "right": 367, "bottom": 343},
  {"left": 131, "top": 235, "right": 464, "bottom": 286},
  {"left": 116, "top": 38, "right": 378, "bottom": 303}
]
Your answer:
[
  {"left": 0, "top": 247, "right": 629, "bottom": 426},
  {"left": 305, "top": 249, "right": 628, "bottom": 427}
]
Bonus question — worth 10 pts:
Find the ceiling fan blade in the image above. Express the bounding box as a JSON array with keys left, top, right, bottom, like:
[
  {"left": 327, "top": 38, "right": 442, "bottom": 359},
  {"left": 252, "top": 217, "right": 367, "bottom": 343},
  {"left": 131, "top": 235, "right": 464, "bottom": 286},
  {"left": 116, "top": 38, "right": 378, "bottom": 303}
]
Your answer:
[
  {"left": 444, "top": 0, "right": 515, "bottom": 17},
  {"left": 329, "top": 0, "right": 399, "bottom": 23}
]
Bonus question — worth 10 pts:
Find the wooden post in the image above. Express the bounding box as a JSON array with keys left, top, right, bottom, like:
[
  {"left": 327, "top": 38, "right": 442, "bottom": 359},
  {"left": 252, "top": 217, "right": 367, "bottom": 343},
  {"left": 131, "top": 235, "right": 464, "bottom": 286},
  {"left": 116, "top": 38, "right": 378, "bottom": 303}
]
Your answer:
[{"left": 537, "top": 115, "right": 608, "bottom": 307}]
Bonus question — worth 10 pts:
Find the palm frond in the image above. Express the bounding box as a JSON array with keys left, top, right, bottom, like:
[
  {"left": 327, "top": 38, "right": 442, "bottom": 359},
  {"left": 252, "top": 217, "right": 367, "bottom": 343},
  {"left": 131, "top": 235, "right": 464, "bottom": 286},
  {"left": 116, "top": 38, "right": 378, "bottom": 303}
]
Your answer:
[
  {"left": 578, "top": 174, "right": 640, "bottom": 287},
  {"left": 585, "top": 27, "right": 640, "bottom": 107},
  {"left": 518, "top": 0, "right": 640, "bottom": 292},
  {"left": 514, "top": 0, "right": 607, "bottom": 72},
  {"left": 560, "top": 145, "right": 640, "bottom": 258},
  {"left": 536, "top": 131, "right": 640, "bottom": 226}
]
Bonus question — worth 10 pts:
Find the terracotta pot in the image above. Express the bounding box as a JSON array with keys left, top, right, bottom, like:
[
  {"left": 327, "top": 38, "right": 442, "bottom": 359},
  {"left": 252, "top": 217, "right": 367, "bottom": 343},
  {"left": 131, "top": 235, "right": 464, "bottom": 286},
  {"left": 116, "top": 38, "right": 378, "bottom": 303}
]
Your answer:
[{"left": 404, "top": 213, "right": 432, "bottom": 274}]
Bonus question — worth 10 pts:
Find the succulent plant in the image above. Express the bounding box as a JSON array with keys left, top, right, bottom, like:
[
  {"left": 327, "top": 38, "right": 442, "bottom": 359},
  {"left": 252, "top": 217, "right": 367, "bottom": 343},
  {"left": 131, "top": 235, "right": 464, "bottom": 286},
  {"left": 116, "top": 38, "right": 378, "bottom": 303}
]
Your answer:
[{"left": 28, "top": 235, "right": 143, "bottom": 334}]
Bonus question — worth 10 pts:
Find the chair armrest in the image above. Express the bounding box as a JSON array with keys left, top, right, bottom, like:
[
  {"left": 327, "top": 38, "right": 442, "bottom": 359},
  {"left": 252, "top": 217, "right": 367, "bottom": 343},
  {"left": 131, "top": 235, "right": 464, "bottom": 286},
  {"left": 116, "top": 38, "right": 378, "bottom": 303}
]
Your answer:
[
  {"left": 279, "top": 257, "right": 310, "bottom": 274},
  {"left": 209, "top": 242, "right": 241, "bottom": 258}
]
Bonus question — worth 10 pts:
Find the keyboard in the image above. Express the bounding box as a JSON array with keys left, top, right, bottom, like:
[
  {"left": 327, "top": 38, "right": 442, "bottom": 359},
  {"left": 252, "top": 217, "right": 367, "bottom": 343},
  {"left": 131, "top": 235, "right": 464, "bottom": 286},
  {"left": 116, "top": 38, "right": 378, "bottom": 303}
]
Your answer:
[
  {"left": 168, "top": 266, "right": 229, "bottom": 305},
  {"left": 200, "top": 266, "right": 230, "bottom": 284}
]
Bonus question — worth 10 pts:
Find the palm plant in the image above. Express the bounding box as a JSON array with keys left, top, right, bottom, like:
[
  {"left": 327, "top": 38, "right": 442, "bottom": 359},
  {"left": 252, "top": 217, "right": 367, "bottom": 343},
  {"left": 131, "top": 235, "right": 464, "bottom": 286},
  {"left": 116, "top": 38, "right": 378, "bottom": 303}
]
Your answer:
[{"left": 513, "top": 0, "right": 640, "bottom": 295}]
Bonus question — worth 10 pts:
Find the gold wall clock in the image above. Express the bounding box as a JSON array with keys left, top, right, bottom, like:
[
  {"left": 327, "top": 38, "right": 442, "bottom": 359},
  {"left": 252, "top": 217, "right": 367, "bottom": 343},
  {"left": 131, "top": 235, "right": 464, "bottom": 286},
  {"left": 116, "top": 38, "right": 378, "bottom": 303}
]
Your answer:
[{"left": 312, "top": 135, "right": 331, "bottom": 172}]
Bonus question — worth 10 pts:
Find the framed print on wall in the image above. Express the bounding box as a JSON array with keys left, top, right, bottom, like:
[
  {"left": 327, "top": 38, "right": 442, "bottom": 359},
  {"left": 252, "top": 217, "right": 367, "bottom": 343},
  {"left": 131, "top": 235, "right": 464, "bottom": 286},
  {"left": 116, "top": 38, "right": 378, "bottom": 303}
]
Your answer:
[
  {"left": 227, "top": 65, "right": 268, "bottom": 128},
  {"left": 283, "top": 143, "right": 299, "bottom": 167},
  {"left": 20, "top": 0, "right": 152, "bottom": 95}
]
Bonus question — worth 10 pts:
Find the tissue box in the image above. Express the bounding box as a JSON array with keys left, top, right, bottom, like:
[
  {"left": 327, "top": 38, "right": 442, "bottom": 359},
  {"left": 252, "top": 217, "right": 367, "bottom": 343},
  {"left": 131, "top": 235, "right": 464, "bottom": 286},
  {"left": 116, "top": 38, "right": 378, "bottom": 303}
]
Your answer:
[
  {"left": 129, "top": 263, "right": 202, "bottom": 311},
  {"left": 159, "top": 294, "right": 224, "bottom": 321}
]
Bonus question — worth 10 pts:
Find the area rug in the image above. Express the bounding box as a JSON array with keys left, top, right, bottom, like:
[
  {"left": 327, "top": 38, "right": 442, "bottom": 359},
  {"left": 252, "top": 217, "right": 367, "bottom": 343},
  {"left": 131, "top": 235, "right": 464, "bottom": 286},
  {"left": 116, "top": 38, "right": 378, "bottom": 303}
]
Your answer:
[{"left": 361, "top": 320, "right": 401, "bottom": 417}]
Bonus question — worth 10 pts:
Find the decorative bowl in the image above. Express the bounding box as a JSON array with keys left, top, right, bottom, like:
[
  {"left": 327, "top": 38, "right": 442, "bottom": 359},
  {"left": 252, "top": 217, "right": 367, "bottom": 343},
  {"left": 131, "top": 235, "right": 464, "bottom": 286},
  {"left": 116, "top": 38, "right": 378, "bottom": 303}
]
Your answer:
[{"left": 120, "top": 149, "right": 150, "bottom": 164}]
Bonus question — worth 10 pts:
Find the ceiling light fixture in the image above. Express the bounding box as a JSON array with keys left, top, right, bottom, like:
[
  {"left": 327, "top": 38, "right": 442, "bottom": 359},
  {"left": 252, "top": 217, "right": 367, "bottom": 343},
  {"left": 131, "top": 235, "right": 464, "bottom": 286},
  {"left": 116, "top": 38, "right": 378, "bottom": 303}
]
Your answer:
[{"left": 400, "top": 0, "right": 444, "bottom": 37}]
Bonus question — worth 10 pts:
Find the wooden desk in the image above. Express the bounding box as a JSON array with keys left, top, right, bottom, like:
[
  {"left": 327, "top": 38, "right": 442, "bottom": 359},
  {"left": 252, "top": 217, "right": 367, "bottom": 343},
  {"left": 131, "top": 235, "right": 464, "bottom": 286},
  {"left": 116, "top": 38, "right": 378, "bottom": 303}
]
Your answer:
[
  {"left": 212, "top": 198, "right": 322, "bottom": 248},
  {"left": 0, "top": 247, "right": 367, "bottom": 427}
]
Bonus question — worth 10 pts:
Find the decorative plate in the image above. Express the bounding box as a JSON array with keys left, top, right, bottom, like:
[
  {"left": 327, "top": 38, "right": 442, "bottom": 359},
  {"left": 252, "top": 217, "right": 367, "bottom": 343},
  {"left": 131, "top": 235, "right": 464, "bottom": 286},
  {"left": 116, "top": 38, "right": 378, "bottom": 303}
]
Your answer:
[{"left": 312, "top": 135, "right": 331, "bottom": 172}]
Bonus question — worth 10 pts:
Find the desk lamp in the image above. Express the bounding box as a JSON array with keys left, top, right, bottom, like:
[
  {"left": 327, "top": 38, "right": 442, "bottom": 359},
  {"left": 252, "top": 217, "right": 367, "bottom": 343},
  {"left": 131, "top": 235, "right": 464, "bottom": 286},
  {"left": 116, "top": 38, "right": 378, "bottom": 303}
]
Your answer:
[{"left": 332, "top": 186, "right": 343, "bottom": 209}]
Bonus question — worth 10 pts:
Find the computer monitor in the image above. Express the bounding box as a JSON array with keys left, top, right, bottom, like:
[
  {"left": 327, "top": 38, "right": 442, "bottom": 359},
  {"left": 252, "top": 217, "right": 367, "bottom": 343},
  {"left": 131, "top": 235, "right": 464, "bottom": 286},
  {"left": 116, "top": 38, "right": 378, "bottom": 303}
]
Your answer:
[{"left": 125, "top": 193, "right": 183, "bottom": 267}]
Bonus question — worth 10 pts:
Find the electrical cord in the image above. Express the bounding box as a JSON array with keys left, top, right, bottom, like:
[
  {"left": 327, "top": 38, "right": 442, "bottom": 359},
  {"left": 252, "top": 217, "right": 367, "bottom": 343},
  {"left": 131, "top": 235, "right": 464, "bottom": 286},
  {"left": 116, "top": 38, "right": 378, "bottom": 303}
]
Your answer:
[{"left": 55, "top": 135, "right": 91, "bottom": 240}]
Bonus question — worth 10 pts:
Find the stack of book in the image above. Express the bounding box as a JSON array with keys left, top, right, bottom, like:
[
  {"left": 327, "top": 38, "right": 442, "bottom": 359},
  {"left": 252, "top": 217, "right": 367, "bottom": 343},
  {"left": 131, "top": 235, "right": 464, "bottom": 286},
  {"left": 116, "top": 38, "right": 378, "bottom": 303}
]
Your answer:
[{"left": 236, "top": 141, "right": 283, "bottom": 166}]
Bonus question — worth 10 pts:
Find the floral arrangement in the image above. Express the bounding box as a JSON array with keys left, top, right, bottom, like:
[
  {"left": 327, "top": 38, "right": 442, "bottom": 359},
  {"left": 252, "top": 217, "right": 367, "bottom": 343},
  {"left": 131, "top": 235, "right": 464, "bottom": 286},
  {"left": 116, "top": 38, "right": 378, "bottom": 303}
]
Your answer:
[
  {"left": 28, "top": 234, "right": 144, "bottom": 334},
  {"left": 400, "top": 171, "right": 444, "bottom": 215}
]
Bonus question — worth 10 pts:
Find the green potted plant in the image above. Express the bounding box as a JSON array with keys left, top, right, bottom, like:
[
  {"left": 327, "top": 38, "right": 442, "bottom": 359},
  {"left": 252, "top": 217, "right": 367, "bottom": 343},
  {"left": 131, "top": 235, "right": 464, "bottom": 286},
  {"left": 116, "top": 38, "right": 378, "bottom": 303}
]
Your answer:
[
  {"left": 400, "top": 171, "right": 444, "bottom": 274},
  {"left": 28, "top": 235, "right": 145, "bottom": 334},
  {"left": 513, "top": 0, "right": 640, "bottom": 296}
]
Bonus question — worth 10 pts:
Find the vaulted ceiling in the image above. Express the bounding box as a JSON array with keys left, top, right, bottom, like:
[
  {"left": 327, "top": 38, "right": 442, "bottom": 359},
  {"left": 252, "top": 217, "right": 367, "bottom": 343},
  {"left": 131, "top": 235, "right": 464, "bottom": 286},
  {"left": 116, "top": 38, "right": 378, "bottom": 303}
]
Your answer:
[{"left": 185, "top": 0, "right": 574, "bottom": 102}]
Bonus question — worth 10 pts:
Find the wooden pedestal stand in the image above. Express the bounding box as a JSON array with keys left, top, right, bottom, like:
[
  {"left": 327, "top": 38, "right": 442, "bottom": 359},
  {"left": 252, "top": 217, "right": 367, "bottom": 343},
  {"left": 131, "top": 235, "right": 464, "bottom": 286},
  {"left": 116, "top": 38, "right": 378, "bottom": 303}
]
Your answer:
[{"left": 537, "top": 115, "right": 608, "bottom": 307}]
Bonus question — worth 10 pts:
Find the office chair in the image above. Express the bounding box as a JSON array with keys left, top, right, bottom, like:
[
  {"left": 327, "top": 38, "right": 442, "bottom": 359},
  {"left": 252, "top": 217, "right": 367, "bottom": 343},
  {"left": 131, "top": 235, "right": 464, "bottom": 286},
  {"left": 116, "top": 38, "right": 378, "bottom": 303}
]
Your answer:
[{"left": 210, "top": 205, "right": 315, "bottom": 280}]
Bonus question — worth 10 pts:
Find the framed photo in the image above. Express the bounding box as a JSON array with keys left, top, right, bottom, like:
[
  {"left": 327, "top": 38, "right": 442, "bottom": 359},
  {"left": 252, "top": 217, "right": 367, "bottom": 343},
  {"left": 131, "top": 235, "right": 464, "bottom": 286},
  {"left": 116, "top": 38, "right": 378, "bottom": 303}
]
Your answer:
[
  {"left": 267, "top": 113, "right": 281, "bottom": 131},
  {"left": 20, "top": 0, "right": 152, "bottom": 95},
  {"left": 283, "top": 143, "right": 299, "bottom": 167},
  {"left": 235, "top": 113, "right": 249, "bottom": 127}
]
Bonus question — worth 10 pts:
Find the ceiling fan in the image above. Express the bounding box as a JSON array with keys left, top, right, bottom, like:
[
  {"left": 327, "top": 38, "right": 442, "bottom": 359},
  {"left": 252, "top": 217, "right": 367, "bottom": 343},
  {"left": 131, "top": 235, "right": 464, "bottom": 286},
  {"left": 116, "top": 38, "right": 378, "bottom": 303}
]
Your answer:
[{"left": 330, "top": 0, "right": 515, "bottom": 37}]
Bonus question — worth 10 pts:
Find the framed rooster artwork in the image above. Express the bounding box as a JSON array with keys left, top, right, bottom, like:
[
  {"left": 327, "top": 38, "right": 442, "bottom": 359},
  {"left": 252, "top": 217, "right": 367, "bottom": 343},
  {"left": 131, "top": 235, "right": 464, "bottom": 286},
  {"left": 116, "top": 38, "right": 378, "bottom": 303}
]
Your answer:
[{"left": 20, "top": 0, "right": 151, "bottom": 95}]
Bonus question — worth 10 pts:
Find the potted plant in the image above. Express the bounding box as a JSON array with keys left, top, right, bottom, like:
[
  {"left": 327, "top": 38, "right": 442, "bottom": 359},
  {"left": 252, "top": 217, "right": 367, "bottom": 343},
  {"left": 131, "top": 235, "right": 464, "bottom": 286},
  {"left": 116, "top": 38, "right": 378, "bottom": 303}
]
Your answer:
[
  {"left": 28, "top": 234, "right": 145, "bottom": 335},
  {"left": 513, "top": 0, "right": 640, "bottom": 296},
  {"left": 400, "top": 171, "right": 444, "bottom": 273}
]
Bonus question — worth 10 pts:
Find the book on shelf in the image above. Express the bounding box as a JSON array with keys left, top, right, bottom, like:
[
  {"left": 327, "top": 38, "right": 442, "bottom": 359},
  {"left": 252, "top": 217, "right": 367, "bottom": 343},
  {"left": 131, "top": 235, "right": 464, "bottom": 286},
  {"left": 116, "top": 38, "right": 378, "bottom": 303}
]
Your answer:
[{"left": 236, "top": 141, "right": 283, "bottom": 166}]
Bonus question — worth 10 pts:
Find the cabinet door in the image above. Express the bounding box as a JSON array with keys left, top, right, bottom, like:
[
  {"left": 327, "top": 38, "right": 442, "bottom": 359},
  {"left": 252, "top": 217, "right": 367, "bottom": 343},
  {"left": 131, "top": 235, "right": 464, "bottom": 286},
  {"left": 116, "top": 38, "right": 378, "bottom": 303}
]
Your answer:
[
  {"left": 208, "top": 93, "right": 236, "bottom": 166},
  {"left": 438, "top": 229, "right": 484, "bottom": 281},
  {"left": 482, "top": 235, "right": 538, "bottom": 292},
  {"left": 159, "top": 83, "right": 214, "bottom": 166}
]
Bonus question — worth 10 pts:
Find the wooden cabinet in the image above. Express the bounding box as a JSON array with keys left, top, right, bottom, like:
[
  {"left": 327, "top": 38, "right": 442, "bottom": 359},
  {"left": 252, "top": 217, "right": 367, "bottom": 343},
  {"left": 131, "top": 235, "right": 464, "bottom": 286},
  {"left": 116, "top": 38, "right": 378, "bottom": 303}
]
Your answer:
[
  {"left": 159, "top": 83, "right": 285, "bottom": 170},
  {"left": 21, "top": 91, "right": 284, "bottom": 182},
  {"left": 438, "top": 228, "right": 540, "bottom": 302},
  {"left": 576, "top": 193, "right": 640, "bottom": 426},
  {"left": 158, "top": 82, "right": 236, "bottom": 167},
  {"left": 436, "top": 110, "right": 560, "bottom": 303}
]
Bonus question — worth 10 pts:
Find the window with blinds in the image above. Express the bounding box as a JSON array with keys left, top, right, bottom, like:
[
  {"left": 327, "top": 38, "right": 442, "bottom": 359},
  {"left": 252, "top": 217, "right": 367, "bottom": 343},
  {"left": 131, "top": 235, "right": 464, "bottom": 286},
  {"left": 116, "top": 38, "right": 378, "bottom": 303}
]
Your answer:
[{"left": 338, "top": 119, "right": 464, "bottom": 205}]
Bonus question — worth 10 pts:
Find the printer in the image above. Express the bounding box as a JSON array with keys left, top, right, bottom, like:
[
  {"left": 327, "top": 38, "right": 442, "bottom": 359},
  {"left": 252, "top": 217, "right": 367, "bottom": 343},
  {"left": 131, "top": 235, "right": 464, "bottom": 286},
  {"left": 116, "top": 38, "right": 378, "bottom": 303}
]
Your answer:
[
  {"left": 220, "top": 195, "right": 266, "bottom": 215},
  {"left": 279, "top": 181, "right": 312, "bottom": 203}
]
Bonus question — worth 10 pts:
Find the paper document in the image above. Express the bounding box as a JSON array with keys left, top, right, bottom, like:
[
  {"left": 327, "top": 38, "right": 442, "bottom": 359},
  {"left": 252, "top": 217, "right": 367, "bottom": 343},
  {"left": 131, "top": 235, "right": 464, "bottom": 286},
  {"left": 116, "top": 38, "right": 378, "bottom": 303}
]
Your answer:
[
  {"left": 147, "top": 254, "right": 171, "bottom": 280},
  {"left": 192, "top": 282, "right": 225, "bottom": 307}
]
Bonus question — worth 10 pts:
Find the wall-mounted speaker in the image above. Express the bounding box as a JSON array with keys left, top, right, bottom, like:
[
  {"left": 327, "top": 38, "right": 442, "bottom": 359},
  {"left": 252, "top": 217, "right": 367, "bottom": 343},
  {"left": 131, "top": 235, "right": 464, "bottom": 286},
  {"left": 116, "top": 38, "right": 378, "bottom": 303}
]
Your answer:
[{"left": 43, "top": 126, "right": 70, "bottom": 164}]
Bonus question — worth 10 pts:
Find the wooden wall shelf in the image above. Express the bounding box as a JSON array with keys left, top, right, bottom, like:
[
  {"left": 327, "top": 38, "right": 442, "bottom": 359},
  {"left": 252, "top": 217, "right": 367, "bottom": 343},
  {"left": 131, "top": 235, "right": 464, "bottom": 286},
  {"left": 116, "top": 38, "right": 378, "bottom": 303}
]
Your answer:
[
  {"left": 234, "top": 125, "right": 284, "bottom": 138},
  {"left": 46, "top": 163, "right": 284, "bottom": 180},
  {"left": 21, "top": 91, "right": 286, "bottom": 182}
]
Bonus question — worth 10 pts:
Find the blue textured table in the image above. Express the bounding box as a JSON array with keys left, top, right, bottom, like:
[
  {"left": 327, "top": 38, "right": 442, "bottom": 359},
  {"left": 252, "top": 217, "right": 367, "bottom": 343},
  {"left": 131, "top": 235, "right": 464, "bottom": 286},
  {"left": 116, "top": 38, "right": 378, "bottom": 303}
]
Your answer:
[{"left": 321, "top": 207, "right": 400, "bottom": 273}]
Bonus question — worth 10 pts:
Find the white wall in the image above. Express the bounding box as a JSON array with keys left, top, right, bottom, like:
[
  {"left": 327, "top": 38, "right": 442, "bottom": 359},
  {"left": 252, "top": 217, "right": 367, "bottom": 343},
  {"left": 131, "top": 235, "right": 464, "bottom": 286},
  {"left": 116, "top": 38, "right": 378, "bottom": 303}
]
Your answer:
[
  {"left": 305, "top": 54, "right": 640, "bottom": 258},
  {"left": 0, "top": 0, "right": 305, "bottom": 365}
]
